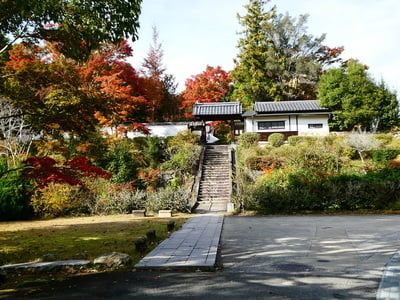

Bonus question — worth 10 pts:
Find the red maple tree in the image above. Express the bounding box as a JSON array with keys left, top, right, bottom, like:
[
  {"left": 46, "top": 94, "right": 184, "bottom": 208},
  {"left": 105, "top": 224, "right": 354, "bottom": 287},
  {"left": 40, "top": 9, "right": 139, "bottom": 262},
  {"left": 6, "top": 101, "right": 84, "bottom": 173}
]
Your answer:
[
  {"left": 24, "top": 155, "right": 110, "bottom": 188},
  {"left": 181, "top": 66, "right": 232, "bottom": 117},
  {"left": 3, "top": 41, "right": 150, "bottom": 138}
]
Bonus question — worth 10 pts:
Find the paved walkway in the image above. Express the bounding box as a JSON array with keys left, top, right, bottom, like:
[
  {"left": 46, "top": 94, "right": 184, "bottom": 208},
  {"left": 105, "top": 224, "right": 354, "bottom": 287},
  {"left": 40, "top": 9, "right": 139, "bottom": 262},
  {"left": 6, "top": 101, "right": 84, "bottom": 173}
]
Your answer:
[
  {"left": 135, "top": 214, "right": 223, "bottom": 270},
  {"left": 377, "top": 250, "right": 400, "bottom": 299},
  {"left": 6, "top": 215, "right": 400, "bottom": 299}
]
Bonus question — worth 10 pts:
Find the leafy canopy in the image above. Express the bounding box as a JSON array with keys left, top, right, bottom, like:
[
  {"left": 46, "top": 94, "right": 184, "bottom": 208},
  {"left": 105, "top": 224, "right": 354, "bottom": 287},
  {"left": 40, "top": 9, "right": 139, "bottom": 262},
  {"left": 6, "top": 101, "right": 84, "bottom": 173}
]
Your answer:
[
  {"left": 0, "top": 0, "right": 142, "bottom": 60},
  {"left": 181, "top": 66, "right": 232, "bottom": 117},
  {"left": 318, "top": 59, "right": 399, "bottom": 131},
  {"left": 232, "top": 0, "right": 343, "bottom": 106},
  {"left": 1, "top": 41, "right": 149, "bottom": 138}
]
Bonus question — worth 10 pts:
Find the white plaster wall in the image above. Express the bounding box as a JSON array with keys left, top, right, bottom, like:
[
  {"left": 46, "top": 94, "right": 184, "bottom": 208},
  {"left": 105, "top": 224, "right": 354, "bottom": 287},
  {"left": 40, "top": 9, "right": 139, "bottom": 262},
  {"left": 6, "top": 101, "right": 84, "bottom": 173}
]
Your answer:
[
  {"left": 127, "top": 124, "right": 188, "bottom": 138},
  {"left": 297, "top": 115, "right": 330, "bottom": 135},
  {"left": 244, "top": 114, "right": 330, "bottom": 135},
  {"left": 250, "top": 116, "right": 291, "bottom": 132},
  {"left": 244, "top": 118, "right": 254, "bottom": 132}
]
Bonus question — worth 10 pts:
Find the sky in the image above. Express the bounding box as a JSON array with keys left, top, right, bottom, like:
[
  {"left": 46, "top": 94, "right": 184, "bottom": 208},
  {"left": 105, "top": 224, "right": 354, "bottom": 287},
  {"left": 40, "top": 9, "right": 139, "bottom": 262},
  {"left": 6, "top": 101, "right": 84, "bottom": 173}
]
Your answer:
[{"left": 129, "top": 0, "right": 400, "bottom": 94}]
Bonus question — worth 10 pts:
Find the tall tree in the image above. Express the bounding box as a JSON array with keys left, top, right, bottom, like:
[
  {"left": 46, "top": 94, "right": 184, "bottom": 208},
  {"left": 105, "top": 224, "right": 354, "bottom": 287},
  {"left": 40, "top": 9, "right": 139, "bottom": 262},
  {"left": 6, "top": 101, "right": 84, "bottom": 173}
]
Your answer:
[
  {"left": 1, "top": 41, "right": 149, "bottom": 138},
  {"left": 181, "top": 66, "right": 232, "bottom": 117},
  {"left": 232, "top": 0, "right": 343, "bottom": 106},
  {"left": 318, "top": 60, "right": 399, "bottom": 132},
  {"left": 0, "top": 0, "right": 142, "bottom": 61},
  {"left": 141, "top": 27, "right": 180, "bottom": 122}
]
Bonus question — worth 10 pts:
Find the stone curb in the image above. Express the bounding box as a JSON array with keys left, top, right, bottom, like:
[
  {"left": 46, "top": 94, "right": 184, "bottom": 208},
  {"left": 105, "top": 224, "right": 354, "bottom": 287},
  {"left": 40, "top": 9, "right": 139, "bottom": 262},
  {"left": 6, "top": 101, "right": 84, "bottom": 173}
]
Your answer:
[{"left": 0, "top": 260, "right": 91, "bottom": 273}]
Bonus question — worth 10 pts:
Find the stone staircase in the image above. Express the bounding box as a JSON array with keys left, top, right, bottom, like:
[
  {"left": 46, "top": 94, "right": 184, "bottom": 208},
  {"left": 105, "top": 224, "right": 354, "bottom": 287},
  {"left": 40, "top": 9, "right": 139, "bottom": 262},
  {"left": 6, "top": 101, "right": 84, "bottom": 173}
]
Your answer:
[{"left": 195, "top": 145, "right": 232, "bottom": 213}]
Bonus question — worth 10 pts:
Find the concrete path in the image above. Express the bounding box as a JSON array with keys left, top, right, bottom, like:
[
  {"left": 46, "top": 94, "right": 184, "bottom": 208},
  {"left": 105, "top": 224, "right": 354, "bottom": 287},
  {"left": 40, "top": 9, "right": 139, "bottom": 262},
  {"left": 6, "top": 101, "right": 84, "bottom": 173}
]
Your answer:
[
  {"left": 6, "top": 215, "right": 400, "bottom": 299},
  {"left": 221, "top": 215, "right": 400, "bottom": 299},
  {"left": 135, "top": 214, "right": 223, "bottom": 270}
]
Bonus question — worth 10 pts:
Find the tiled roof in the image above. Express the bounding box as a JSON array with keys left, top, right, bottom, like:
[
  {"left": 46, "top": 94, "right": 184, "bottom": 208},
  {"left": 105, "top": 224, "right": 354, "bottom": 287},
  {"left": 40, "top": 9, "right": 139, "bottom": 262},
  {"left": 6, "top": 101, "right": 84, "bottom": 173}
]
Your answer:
[
  {"left": 192, "top": 102, "right": 242, "bottom": 116},
  {"left": 254, "top": 100, "right": 330, "bottom": 114}
]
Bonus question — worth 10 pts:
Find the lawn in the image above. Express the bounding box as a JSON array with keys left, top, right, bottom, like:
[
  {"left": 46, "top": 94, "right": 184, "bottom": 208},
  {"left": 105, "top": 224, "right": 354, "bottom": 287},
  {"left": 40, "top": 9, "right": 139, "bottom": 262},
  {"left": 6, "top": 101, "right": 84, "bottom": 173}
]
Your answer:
[
  {"left": 0, "top": 214, "right": 189, "bottom": 293},
  {"left": 0, "top": 214, "right": 189, "bottom": 265}
]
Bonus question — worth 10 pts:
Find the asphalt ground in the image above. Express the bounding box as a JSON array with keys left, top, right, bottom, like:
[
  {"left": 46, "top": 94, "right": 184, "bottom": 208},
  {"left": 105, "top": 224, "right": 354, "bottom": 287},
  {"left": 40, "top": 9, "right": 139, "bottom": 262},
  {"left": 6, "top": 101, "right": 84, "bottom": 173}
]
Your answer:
[{"left": 4, "top": 215, "right": 400, "bottom": 300}]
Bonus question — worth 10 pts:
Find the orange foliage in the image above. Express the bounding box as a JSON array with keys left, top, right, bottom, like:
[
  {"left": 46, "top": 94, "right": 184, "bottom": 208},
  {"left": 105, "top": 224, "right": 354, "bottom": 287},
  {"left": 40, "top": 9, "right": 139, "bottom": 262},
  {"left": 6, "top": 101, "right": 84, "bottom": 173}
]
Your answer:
[{"left": 181, "top": 66, "right": 232, "bottom": 117}]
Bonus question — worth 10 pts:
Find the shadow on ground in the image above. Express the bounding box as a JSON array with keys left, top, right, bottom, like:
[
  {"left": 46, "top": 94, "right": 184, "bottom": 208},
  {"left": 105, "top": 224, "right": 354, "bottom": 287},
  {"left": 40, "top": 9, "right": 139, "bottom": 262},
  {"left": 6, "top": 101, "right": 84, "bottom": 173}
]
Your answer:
[{"left": 4, "top": 215, "right": 400, "bottom": 299}]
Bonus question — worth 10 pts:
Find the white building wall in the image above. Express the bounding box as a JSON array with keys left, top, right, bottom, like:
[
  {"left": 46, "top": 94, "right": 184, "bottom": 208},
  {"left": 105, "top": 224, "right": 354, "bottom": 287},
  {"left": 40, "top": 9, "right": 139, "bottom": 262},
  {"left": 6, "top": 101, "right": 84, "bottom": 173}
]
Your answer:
[
  {"left": 127, "top": 123, "right": 188, "bottom": 138},
  {"left": 244, "top": 118, "right": 254, "bottom": 132},
  {"left": 297, "top": 115, "right": 330, "bottom": 135},
  {"left": 250, "top": 116, "right": 291, "bottom": 133},
  {"left": 244, "top": 114, "right": 330, "bottom": 135}
]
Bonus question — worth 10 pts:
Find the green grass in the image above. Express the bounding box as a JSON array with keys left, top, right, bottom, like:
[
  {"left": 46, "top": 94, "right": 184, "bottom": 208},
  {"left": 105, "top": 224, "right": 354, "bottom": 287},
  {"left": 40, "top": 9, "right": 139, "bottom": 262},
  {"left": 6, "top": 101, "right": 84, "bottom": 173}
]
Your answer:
[
  {"left": 0, "top": 214, "right": 189, "bottom": 293},
  {"left": 0, "top": 214, "right": 188, "bottom": 265}
]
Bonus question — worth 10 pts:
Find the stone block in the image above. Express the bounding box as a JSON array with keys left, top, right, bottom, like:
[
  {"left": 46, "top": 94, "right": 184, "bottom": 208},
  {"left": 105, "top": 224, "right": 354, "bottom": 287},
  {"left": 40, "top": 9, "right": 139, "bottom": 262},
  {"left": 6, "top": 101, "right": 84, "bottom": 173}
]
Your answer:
[
  {"left": 134, "top": 237, "right": 148, "bottom": 253},
  {"left": 158, "top": 210, "right": 172, "bottom": 217},
  {"left": 132, "top": 210, "right": 146, "bottom": 217}
]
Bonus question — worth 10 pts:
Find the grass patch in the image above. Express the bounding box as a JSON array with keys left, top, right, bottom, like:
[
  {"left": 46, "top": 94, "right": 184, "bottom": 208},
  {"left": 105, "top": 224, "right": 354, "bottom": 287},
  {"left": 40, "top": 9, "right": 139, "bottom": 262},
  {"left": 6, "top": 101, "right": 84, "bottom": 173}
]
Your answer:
[{"left": 0, "top": 214, "right": 190, "bottom": 293}]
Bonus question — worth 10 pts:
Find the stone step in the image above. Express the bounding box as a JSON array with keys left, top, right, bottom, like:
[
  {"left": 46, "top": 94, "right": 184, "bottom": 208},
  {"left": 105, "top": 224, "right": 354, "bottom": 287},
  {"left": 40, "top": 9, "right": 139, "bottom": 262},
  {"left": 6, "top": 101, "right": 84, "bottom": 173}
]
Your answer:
[
  {"left": 195, "top": 145, "right": 232, "bottom": 213},
  {"left": 198, "top": 198, "right": 231, "bottom": 203},
  {"left": 202, "top": 174, "right": 231, "bottom": 180}
]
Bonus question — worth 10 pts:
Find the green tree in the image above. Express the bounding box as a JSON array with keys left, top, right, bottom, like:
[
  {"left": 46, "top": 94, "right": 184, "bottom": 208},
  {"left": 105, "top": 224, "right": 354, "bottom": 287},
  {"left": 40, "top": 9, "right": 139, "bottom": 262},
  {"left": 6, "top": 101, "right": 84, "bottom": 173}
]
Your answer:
[
  {"left": 231, "top": 0, "right": 343, "bottom": 106},
  {"left": 318, "top": 60, "right": 399, "bottom": 131},
  {"left": 0, "top": 0, "right": 142, "bottom": 61}
]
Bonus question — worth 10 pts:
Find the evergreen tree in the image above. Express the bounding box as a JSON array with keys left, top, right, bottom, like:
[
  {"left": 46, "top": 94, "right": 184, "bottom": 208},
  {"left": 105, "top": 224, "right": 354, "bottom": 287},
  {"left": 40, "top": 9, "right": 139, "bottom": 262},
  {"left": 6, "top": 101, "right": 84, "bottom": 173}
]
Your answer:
[
  {"left": 318, "top": 60, "right": 399, "bottom": 131},
  {"left": 141, "top": 27, "right": 181, "bottom": 122},
  {"left": 232, "top": 0, "right": 343, "bottom": 107}
]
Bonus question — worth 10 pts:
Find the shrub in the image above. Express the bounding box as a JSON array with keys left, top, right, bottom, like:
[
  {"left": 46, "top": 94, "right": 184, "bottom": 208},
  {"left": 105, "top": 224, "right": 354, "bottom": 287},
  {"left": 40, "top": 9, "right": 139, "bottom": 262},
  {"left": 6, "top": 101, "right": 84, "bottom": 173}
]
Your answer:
[
  {"left": 161, "top": 143, "right": 201, "bottom": 185},
  {"left": 103, "top": 139, "right": 142, "bottom": 185},
  {"left": 343, "top": 130, "right": 381, "bottom": 163},
  {"left": 372, "top": 149, "right": 400, "bottom": 165},
  {"left": 167, "top": 130, "right": 199, "bottom": 147},
  {"left": 87, "top": 185, "right": 147, "bottom": 215},
  {"left": 142, "top": 137, "right": 165, "bottom": 168},
  {"left": 146, "top": 187, "right": 191, "bottom": 213},
  {"left": 0, "top": 159, "right": 33, "bottom": 221},
  {"left": 374, "top": 133, "right": 393, "bottom": 146},
  {"left": 241, "top": 165, "right": 400, "bottom": 214},
  {"left": 244, "top": 155, "right": 284, "bottom": 171},
  {"left": 237, "top": 132, "right": 260, "bottom": 148},
  {"left": 287, "top": 135, "right": 317, "bottom": 146},
  {"left": 30, "top": 183, "right": 82, "bottom": 217},
  {"left": 268, "top": 133, "right": 285, "bottom": 147}
]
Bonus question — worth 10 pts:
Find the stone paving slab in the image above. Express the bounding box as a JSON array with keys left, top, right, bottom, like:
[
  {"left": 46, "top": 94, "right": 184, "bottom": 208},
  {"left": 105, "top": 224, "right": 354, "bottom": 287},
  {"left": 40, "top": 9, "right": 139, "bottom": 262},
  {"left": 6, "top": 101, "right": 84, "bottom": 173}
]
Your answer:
[
  {"left": 377, "top": 250, "right": 400, "bottom": 300},
  {"left": 135, "top": 214, "right": 223, "bottom": 270}
]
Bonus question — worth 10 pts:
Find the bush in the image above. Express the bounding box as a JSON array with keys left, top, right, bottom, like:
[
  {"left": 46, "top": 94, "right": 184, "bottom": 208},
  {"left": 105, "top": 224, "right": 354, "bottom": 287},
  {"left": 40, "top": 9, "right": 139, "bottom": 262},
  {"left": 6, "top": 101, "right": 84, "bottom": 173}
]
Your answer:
[
  {"left": 237, "top": 132, "right": 260, "bottom": 148},
  {"left": 30, "top": 177, "right": 150, "bottom": 217},
  {"left": 287, "top": 135, "right": 317, "bottom": 146},
  {"left": 244, "top": 155, "right": 284, "bottom": 171},
  {"left": 88, "top": 186, "right": 147, "bottom": 215},
  {"left": 374, "top": 133, "right": 393, "bottom": 146},
  {"left": 30, "top": 183, "right": 84, "bottom": 217},
  {"left": 146, "top": 187, "right": 191, "bottom": 213},
  {"left": 372, "top": 149, "right": 400, "bottom": 165},
  {"left": 268, "top": 133, "right": 285, "bottom": 147},
  {"left": 103, "top": 139, "right": 142, "bottom": 185},
  {"left": 0, "top": 160, "right": 33, "bottom": 221},
  {"left": 242, "top": 165, "right": 400, "bottom": 214},
  {"left": 167, "top": 130, "right": 199, "bottom": 147},
  {"left": 161, "top": 143, "right": 201, "bottom": 186}
]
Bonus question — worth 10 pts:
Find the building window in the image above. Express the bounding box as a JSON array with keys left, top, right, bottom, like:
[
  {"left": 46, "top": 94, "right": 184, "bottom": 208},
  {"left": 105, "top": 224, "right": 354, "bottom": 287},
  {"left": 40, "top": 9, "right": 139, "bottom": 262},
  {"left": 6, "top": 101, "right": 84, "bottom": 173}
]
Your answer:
[
  {"left": 258, "top": 121, "right": 285, "bottom": 130},
  {"left": 308, "top": 123, "right": 323, "bottom": 129}
]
